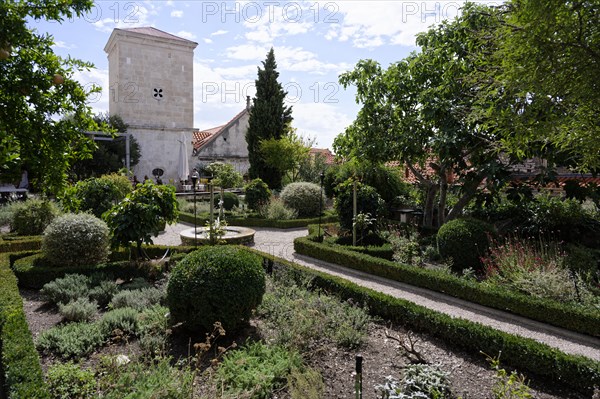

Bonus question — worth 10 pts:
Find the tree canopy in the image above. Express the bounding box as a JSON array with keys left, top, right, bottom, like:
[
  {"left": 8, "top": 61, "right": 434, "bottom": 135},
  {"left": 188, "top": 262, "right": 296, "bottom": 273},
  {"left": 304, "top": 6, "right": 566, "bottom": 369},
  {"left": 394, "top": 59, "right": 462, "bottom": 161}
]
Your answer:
[
  {"left": 246, "top": 48, "right": 293, "bottom": 190},
  {"left": 0, "top": 0, "right": 101, "bottom": 194},
  {"left": 260, "top": 126, "right": 314, "bottom": 183},
  {"left": 335, "top": 3, "right": 511, "bottom": 226},
  {"left": 335, "top": 0, "right": 600, "bottom": 226}
]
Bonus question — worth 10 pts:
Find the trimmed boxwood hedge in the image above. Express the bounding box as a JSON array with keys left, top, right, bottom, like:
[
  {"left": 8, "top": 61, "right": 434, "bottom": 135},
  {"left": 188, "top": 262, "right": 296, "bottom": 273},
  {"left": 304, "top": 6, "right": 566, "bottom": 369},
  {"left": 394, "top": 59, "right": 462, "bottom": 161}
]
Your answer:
[
  {"left": 179, "top": 211, "right": 337, "bottom": 228},
  {"left": 0, "top": 236, "right": 42, "bottom": 253},
  {"left": 294, "top": 236, "right": 600, "bottom": 338},
  {"left": 0, "top": 254, "right": 50, "bottom": 398},
  {"left": 10, "top": 245, "right": 196, "bottom": 289},
  {"left": 243, "top": 248, "right": 600, "bottom": 396}
]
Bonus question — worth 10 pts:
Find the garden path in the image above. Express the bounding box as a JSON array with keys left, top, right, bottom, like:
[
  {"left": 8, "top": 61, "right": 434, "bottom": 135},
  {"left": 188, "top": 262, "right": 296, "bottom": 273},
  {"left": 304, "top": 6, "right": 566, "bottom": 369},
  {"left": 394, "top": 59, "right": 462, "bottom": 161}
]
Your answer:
[{"left": 155, "top": 222, "right": 600, "bottom": 362}]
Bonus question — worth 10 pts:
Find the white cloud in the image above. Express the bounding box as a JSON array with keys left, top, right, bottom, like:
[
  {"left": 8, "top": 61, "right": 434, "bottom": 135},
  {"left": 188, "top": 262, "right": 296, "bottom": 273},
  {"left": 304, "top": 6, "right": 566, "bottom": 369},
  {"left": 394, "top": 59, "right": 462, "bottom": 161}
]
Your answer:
[
  {"left": 210, "top": 30, "right": 228, "bottom": 36},
  {"left": 73, "top": 67, "right": 109, "bottom": 115},
  {"left": 177, "top": 31, "right": 197, "bottom": 40},
  {"left": 325, "top": 1, "right": 463, "bottom": 48},
  {"left": 225, "top": 45, "right": 350, "bottom": 75},
  {"left": 203, "top": 38, "right": 213, "bottom": 44},
  {"left": 52, "top": 41, "right": 75, "bottom": 49},
  {"left": 92, "top": 4, "right": 155, "bottom": 33},
  {"left": 241, "top": 3, "right": 314, "bottom": 43},
  {"left": 170, "top": 10, "right": 183, "bottom": 18},
  {"left": 292, "top": 102, "right": 354, "bottom": 150}
]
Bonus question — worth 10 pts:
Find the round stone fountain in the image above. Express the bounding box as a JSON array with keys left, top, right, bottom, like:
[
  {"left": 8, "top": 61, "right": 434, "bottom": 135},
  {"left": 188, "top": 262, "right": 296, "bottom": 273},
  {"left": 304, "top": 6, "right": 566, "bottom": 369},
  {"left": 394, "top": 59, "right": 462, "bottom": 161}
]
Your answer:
[{"left": 180, "top": 226, "right": 255, "bottom": 246}]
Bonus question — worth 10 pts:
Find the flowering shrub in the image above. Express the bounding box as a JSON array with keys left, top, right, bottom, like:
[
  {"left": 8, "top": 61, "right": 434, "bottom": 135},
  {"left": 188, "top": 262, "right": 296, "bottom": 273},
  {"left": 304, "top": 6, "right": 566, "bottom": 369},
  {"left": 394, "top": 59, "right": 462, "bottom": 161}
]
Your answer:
[
  {"left": 482, "top": 237, "right": 598, "bottom": 305},
  {"left": 281, "top": 182, "right": 323, "bottom": 218}
]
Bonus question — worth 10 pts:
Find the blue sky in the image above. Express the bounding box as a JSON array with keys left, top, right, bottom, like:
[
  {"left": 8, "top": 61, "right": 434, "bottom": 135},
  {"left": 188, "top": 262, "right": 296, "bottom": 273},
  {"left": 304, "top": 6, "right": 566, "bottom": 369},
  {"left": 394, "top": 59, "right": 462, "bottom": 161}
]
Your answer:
[{"left": 31, "top": 1, "right": 488, "bottom": 150}]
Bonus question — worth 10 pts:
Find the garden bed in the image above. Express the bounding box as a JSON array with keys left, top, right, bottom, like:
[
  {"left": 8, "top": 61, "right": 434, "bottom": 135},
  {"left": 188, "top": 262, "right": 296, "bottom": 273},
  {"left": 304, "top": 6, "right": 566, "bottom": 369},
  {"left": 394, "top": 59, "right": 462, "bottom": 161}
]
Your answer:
[{"left": 20, "top": 274, "right": 581, "bottom": 399}]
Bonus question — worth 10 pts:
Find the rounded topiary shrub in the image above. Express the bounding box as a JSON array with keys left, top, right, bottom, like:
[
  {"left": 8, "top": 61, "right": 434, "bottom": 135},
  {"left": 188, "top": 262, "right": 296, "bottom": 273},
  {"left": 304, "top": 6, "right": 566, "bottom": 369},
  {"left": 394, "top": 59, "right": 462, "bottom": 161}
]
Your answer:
[
  {"left": 166, "top": 246, "right": 265, "bottom": 333},
  {"left": 214, "top": 191, "right": 240, "bottom": 211},
  {"left": 10, "top": 199, "right": 60, "bottom": 236},
  {"left": 244, "top": 178, "right": 271, "bottom": 211},
  {"left": 334, "top": 180, "right": 385, "bottom": 231},
  {"left": 42, "top": 213, "right": 110, "bottom": 267},
  {"left": 280, "top": 182, "right": 323, "bottom": 218},
  {"left": 436, "top": 218, "right": 496, "bottom": 274}
]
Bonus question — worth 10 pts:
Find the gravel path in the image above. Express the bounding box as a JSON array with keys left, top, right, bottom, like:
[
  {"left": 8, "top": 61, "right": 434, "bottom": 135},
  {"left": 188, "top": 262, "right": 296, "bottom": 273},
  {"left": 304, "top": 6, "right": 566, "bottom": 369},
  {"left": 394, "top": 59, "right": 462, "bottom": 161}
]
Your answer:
[{"left": 155, "top": 222, "right": 600, "bottom": 361}]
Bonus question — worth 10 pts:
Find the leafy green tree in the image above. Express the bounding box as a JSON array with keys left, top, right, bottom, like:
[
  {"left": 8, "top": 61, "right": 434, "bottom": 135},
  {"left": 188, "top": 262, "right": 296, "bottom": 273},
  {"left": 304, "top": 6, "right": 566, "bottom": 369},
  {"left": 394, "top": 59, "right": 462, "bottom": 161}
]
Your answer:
[
  {"left": 246, "top": 48, "right": 293, "bottom": 190},
  {"left": 0, "top": 0, "right": 102, "bottom": 194},
  {"left": 298, "top": 151, "right": 330, "bottom": 184},
  {"left": 71, "top": 113, "right": 141, "bottom": 179},
  {"left": 103, "top": 182, "right": 178, "bottom": 258},
  {"left": 205, "top": 162, "right": 243, "bottom": 190},
  {"left": 335, "top": 5, "right": 512, "bottom": 227},
  {"left": 468, "top": 0, "right": 600, "bottom": 171},
  {"left": 260, "top": 127, "right": 313, "bottom": 183}
]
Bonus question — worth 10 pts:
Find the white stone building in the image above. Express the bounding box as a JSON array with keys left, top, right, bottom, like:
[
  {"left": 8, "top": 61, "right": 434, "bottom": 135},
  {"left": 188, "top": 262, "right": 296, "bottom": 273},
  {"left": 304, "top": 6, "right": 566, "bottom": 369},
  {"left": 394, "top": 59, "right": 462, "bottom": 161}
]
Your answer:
[
  {"left": 191, "top": 100, "right": 251, "bottom": 176},
  {"left": 104, "top": 27, "right": 197, "bottom": 182}
]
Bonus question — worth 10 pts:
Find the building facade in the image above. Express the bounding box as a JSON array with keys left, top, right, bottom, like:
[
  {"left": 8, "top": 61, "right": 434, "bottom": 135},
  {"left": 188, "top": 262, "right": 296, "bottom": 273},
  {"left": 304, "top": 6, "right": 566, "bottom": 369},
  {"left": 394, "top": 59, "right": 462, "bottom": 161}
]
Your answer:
[{"left": 104, "top": 27, "right": 197, "bottom": 182}]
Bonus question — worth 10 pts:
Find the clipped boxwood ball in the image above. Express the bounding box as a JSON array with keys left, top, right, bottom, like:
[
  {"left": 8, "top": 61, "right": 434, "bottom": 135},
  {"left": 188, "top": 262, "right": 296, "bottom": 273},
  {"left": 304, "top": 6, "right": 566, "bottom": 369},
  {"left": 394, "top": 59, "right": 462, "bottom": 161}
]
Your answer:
[
  {"left": 437, "top": 218, "right": 496, "bottom": 274},
  {"left": 214, "top": 191, "right": 240, "bottom": 211},
  {"left": 166, "top": 246, "right": 265, "bottom": 333},
  {"left": 42, "top": 213, "right": 110, "bottom": 267}
]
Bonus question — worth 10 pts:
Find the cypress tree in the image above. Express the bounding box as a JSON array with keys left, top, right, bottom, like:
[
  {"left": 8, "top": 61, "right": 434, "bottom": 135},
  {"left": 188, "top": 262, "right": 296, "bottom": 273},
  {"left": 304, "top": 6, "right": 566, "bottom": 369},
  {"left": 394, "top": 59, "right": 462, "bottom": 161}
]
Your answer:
[{"left": 246, "top": 48, "right": 293, "bottom": 190}]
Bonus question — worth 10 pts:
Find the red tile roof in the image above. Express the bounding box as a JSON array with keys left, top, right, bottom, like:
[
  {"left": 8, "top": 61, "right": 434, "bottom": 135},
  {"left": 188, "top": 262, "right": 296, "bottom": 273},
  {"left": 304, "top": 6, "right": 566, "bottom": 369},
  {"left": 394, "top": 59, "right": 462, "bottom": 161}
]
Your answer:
[
  {"left": 309, "top": 148, "right": 336, "bottom": 165},
  {"left": 191, "top": 109, "right": 248, "bottom": 152}
]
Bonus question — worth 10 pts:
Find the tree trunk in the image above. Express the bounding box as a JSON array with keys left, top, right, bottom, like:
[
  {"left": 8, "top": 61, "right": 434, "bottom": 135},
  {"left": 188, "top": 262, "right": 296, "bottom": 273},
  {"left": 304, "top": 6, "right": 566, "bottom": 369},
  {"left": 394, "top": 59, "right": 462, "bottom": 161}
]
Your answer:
[
  {"left": 437, "top": 169, "right": 448, "bottom": 227},
  {"left": 423, "top": 182, "right": 438, "bottom": 227},
  {"left": 445, "top": 175, "right": 485, "bottom": 222}
]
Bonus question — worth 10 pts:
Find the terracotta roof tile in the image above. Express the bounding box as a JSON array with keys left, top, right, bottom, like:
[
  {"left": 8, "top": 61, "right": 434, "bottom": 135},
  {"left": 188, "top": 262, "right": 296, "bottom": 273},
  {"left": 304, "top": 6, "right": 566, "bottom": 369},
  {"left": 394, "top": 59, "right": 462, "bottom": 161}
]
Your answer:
[
  {"left": 309, "top": 148, "right": 336, "bottom": 165},
  {"left": 191, "top": 109, "right": 248, "bottom": 152}
]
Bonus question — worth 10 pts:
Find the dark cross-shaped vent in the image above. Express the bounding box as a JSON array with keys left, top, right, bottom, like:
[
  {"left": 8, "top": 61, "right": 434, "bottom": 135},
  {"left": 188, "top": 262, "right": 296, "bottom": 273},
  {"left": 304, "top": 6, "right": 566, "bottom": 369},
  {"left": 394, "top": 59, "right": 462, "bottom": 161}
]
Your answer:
[{"left": 153, "top": 88, "right": 163, "bottom": 99}]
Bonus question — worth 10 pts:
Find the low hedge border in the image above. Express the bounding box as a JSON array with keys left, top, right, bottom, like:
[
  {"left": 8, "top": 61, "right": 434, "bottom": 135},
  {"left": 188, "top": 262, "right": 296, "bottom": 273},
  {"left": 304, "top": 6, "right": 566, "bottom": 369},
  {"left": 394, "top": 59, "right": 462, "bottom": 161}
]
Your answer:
[
  {"left": 0, "top": 236, "right": 42, "bottom": 253},
  {"left": 179, "top": 212, "right": 337, "bottom": 228},
  {"left": 0, "top": 253, "right": 50, "bottom": 398},
  {"left": 244, "top": 247, "right": 600, "bottom": 395},
  {"left": 294, "top": 236, "right": 600, "bottom": 338},
  {"left": 11, "top": 245, "right": 196, "bottom": 289}
]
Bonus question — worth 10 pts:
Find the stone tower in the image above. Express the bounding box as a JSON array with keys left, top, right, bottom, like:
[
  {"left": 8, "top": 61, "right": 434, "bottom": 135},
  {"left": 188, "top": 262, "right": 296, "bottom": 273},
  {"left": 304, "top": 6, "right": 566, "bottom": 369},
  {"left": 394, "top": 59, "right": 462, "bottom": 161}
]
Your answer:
[{"left": 104, "top": 27, "right": 197, "bottom": 181}]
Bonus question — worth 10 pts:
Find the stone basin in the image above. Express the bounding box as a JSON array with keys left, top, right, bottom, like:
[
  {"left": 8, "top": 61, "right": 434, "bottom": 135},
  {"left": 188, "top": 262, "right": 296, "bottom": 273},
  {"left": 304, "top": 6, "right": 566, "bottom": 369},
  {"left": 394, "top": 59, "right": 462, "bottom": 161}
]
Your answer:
[{"left": 180, "top": 226, "right": 255, "bottom": 246}]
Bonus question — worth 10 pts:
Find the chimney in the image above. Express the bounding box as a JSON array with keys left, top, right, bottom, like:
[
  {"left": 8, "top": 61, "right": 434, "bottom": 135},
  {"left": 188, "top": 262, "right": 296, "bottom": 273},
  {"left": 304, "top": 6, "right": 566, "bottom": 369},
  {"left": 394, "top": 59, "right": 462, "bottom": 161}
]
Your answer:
[{"left": 246, "top": 95, "right": 251, "bottom": 111}]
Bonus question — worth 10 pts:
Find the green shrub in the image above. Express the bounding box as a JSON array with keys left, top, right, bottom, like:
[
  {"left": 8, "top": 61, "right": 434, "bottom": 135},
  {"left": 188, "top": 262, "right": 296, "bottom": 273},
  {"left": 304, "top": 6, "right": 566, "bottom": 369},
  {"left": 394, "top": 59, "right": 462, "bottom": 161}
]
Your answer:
[
  {"left": 138, "top": 305, "right": 171, "bottom": 358},
  {"left": 89, "top": 280, "right": 119, "bottom": 308},
  {"left": 97, "top": 357, "right": 193, "bottom": 398},
  {"left": 103, "top": 182, "right": 178, "bottom": 256},
  {"left": 257, "top": 279, "right": 371, "bottom": 350},
  {"left": 244, "top": 178, "right": 271, "bottom": 210},
  {"left": 375, "top": 365, "right": 452, "bottom": 399},
  {"left": 214, "top": 191, "right": 240, "bottom": 211},
  {"left": 42, "top": 213, "right": 110, "bottom": 267},
  {"left": 334, "top": 180, "right": 385, "bottom": 231},
  {"left": 324, "top": 161, "right": 414, "bottom": 204},
  {"left": 58, "top": 298, "right": 98, "bottom": 322},
  {"left": 0, "top": 253, "right": 50, "bottom": 398},
  {"left": 99, "top": 307, "right": 139, "bottom": 336},
  {"left": 41, "top": 274, "right": 91, "bottom": 306},
  {"left": 437, "top": 218, "right": 495, "bottom": 273},
  {"left": 167, "top": 246, "right": 265, "bottom": 332},
  {"left": 260, "top": 197, "right": 298, "bottom": 220},
  {"left": 281, "top": 182, "right": 323, "bottom": 218},
  {"left": 60, "top": 174, "right": 131, "bottom": 218},
  {"left": 216, "top": 341, "right": 303, "bottom": 399},
  {"left": 10, "top": 199, "right": 59, "bottom": 236},
  {"left": 37, "top": 322, "right": 106, "bottom": 359},
  {"left": 46, "top": 362, "right": 96, "bottom": 399},
  {"left": 109, "top": 287, "right": 164, "bottom": 311}
]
